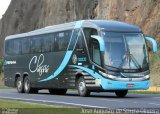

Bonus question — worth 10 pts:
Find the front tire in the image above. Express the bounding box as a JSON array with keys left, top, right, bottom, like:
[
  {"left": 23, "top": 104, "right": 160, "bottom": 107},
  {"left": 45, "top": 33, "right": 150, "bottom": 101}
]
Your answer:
[
  {"left": 115, "top": 90, "right": 128, "bottom": 98},
  {"left": 49, "top": 89, "right": 67, "bottom": 95},
  {"left": 77, "top": 77, "right": 90, "bottom": 97},
  {"left": 16, "top": 77, "right": 24, "bottom": 93}
]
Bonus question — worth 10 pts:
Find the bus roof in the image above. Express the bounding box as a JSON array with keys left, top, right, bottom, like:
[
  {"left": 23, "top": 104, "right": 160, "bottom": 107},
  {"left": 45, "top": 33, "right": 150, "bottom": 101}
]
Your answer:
[{"left": 5, "top": 20, "right": 141, "bottom": 40}]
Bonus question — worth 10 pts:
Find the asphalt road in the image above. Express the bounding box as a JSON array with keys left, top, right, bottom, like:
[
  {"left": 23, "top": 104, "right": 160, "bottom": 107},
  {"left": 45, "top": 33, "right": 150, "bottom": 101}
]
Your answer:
[{"left": 0, "top": 89, "right": 160, "bottom": 109}]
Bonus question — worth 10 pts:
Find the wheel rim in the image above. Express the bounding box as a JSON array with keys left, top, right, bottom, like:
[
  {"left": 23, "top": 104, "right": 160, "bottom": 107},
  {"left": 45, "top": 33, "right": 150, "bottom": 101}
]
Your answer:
[
  {"left": 24, "top": 79, "right": 29, "bottom": 91},
  {"left": 79, "top": 81, "right": 86, "bottom": 93},
  {"left": 17, "top": 79, "right": 22, "bottom": 91}
]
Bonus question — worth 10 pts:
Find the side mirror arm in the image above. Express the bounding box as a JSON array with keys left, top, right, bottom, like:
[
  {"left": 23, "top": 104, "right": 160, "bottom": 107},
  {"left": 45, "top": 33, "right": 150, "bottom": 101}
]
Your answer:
[
  {"left": 91, "top": 35, "right": 105, "bottom": 52},
  {"left": 145, "top": 37, "right": 158, "bottom": 53}
]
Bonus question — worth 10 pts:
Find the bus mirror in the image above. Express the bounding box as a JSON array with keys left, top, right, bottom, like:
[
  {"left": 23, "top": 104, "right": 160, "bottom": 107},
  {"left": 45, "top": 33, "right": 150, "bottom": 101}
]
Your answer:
[
  {"left": 145, "top": 37, "right": 158, "bottom": 53},
  {"left": 91, "top": 35, "right": 105, "bottom": 52}
]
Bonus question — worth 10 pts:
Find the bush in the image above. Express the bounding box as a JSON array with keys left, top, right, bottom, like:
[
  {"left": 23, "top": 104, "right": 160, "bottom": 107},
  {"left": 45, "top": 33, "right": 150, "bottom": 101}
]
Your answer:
[{"left": 0, "top": 59, "right": 3, "bottom": 75}]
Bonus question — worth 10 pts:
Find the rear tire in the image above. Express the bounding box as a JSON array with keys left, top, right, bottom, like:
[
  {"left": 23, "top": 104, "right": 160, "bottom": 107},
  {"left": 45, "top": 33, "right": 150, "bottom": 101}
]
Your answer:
[
  {"left": 49, "top": 89, "right": 67, "bottom": 95},
  {"left": 24, "top": 76, "right": 38, "bottom": 94},
  {"left": 115, "top": 90, "right": 128, "bottom": 98},
  {"left": 77, "top": 77, "right": 90, "bottom": 97},
  {"left": 16, "top": 77, "right": 24, "bottom": 93}
]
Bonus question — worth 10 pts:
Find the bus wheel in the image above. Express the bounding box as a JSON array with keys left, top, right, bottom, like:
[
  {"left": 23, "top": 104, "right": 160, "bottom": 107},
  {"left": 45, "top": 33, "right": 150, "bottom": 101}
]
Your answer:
[
  {"left": 24, "top": 77, "right": 33, "bottom": 93},
  {"left": 77, "top": 77, "right": 90, "bottom": 97},
  {"left": 16, "top": 77, "right": 24, "bottom": 93},
  {"left": 115, "top": 90, "right": 128, "bottom": 98},
  {"left": 48, "top": 89, "right": 67, "bottom": 95}
]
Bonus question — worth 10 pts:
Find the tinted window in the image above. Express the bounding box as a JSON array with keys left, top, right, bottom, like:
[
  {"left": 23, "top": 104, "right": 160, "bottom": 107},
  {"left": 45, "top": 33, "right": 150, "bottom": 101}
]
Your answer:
[
  {"left": 5, "top": 40, "right": 14, "bottom": 55},
  {"left": 77, "top": 31, "right": 84, "bottom": 49},
  {"left": 51, "top": 33, "right": 55, "bottom": 51},
  {"left": 30, "top": 37, "right": 41, "bottom": 53},
  {"left": 83, "top": 28, "right": 98, "bottom": 46},
  {"left": 22, "top": 38, "right": 30, "bottom": 54},
  {"left": 92, "top": 40, "right": 101, "bottom": 66},
  {"left": 42, "top": 34, "right": 52, "bottom": 52},
  {"left": 64, "top": 31, "right": 71, "bottom": 50},
  {"left": 83, "top": 28, "right": 98, "bottom": 55},
  {"left": 58, "top": 32, "right": 65, "bottom": 51},
  {"left": 5, "top": 39, "right": 21, "bottom": 55},
  {"left": 13, "top": 39, "right": 21, "bottom": 55},
  {"left": 68, "top": 29, "right": 79, "bottom": 50},
  {"left": 54, "top": 30, "right": 71, "bottom": 51}
]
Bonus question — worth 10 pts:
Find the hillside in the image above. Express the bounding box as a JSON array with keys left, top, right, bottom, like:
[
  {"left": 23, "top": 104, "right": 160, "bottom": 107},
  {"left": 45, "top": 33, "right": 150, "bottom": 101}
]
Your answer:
[{"left": 0, "top": 0, "right": 160, "bottom": 86}]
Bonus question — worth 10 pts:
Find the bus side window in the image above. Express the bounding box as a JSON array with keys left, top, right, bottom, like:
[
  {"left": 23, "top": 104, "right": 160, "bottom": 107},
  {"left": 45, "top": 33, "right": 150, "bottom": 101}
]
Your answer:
[
  {"left": 92, "top": 40, "right": 101, "bottom": 66},
  {"left": 83, "top": 28, "right": 98, "bottom": 55},
  {"left": 77, "top": 31, "right": 85, "bottom": 50},
  {"left": 69, "top": 29, "right": 79, "bottom": 50},
  {"left": 54, "top": 30, "right": 71, "bottom": 51},
  {"left": 30, "top": 37, "right": 41, "bottom": 53},
  {"left": 58, "top": 32, "right": 65, "bottom": 51},
  {"left": 13, "top": 39, "right": 21, "bottom": 55},
  {"left": 5, "top": 40, "right": 14, "bottom": 55},
  {"left": 64, "top": 30, "right": 71, "bottom": 50},
  {"left": 54, "top": 33, "right": 59, "bottom": 51},
  {"left": 51, "top": 33, "right": 55, "bottom": 52},
  {"left": 22, "top": 38, "right": 30, "bottom": 54},
  {"left": 42, "top": 34, "right": 51, "bottom": 52}
]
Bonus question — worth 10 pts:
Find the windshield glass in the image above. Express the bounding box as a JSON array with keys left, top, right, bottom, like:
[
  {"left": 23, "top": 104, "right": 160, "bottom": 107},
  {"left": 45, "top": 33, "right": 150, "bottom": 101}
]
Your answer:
[{"left": 103, "top": 32, "right": 149, "bottom": 70}]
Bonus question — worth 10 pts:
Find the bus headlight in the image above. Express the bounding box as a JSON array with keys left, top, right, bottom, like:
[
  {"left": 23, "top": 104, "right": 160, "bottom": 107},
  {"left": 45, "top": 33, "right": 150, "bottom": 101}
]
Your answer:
[
  {"left": 99, "top": 70, "right": 116, "bottom": 79},
  {"left": 144, "top": 75, "right": 150, "bottom": 80}
]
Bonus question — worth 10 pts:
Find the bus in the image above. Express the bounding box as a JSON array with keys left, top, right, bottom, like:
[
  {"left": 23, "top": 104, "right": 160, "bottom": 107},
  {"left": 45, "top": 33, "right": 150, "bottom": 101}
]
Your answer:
[{"left": 4, "top": 20, "right": 158, "bottom": 97}]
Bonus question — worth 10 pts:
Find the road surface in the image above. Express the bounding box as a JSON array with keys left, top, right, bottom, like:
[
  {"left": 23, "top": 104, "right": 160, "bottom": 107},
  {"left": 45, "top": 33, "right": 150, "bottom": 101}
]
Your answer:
[{"left": 0, "top": 89, "right": 160, "bottom": 109}]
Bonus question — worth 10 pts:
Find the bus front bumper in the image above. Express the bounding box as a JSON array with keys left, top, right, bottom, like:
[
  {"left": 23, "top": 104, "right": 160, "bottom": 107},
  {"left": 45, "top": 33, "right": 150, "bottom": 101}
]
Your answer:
[{"left": 99, "top": 79, "right": 150, "bottom": 90}]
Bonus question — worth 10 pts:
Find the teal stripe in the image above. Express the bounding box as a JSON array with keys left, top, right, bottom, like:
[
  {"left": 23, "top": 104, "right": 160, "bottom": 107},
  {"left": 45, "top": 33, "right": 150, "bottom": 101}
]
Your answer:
[
  {"left": 39, "top": 51, "right": 73, "bottom": 82},
  {"left": 69, "top": 65, "right": 103, "bottom": 79},
  {"left": 66, "top": 30, "right": 74, "bottom": 51},
  {"left": 39, "top": 21, "right": 84, "bottom": 82}
]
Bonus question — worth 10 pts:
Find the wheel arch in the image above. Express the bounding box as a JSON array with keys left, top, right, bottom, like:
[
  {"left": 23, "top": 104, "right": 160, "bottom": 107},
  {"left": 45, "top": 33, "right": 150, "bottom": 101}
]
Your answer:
[
  {"left": 23, "top": 72, "right": 29, "bottom": 80},
  {"left": 75, "top": 72, "right": 84, "bottom": 88}
]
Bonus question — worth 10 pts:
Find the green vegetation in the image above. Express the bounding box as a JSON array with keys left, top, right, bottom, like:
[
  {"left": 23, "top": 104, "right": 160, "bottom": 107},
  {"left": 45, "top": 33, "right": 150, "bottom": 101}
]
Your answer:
[
  {"left": 0, "top": 99, "right": 83, "bottom": 114},
  {"left": 0, "top": 58, "right": 3, "bottom": 75},
  {"left": 0, "top": 99, "right": 59, "bottom": 108}
]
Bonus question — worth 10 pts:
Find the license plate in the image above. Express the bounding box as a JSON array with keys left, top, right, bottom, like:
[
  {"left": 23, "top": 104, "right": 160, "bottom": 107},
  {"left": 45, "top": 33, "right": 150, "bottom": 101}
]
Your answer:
[{"left": 127, "top": 84, "right": 135, "bottom": 87}]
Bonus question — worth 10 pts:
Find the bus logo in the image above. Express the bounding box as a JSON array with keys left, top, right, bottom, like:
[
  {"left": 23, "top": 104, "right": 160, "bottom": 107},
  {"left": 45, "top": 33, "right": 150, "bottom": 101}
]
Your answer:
[
  {"left": 29, "top": 54, "right": 50, "bottom": 76},
  {"left": 72, "top": 54, "right": 77, "bottom": 64}
]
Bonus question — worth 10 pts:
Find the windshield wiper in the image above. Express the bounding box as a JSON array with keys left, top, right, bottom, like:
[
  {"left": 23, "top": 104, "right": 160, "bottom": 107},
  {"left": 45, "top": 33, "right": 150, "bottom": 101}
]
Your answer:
[
  {"left": 105, "top": 65, "right": 121, "bottom": 72},
  {"left": 119, "top": 49, "right": 142, "bottom": 70},
  {"left": 130, "top": 54, "right": 142, "bottom": 70}
]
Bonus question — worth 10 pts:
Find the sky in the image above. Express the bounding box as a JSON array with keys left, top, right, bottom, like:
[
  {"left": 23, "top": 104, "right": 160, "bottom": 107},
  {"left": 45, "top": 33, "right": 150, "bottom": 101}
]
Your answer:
[{"left": 0, "top": 0, "right": 11, "bottom": 19}]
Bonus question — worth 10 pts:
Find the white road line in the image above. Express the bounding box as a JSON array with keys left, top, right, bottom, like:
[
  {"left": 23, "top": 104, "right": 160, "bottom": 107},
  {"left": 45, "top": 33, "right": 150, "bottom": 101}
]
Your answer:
[
  {"left": 0, "top": 96, "right": 110, "bottom": 109},
  {"left": 99, "top": 99, "right": 124, "bottom": 103},
  {"left": 149, "top": 103, "right": 160, "bottom": 106}
]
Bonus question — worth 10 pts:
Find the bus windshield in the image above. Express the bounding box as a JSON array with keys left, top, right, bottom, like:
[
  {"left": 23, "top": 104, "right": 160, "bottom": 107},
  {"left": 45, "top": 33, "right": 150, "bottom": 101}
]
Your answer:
[{"left": 102, "top": 32, "right": 149, "bottom": 70}]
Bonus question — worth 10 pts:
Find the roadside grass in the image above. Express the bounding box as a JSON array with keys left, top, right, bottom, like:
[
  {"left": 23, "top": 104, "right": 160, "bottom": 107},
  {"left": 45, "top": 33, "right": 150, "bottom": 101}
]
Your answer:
[{"left": 0, "top": 99, "right": 82, "bottom": 114}]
